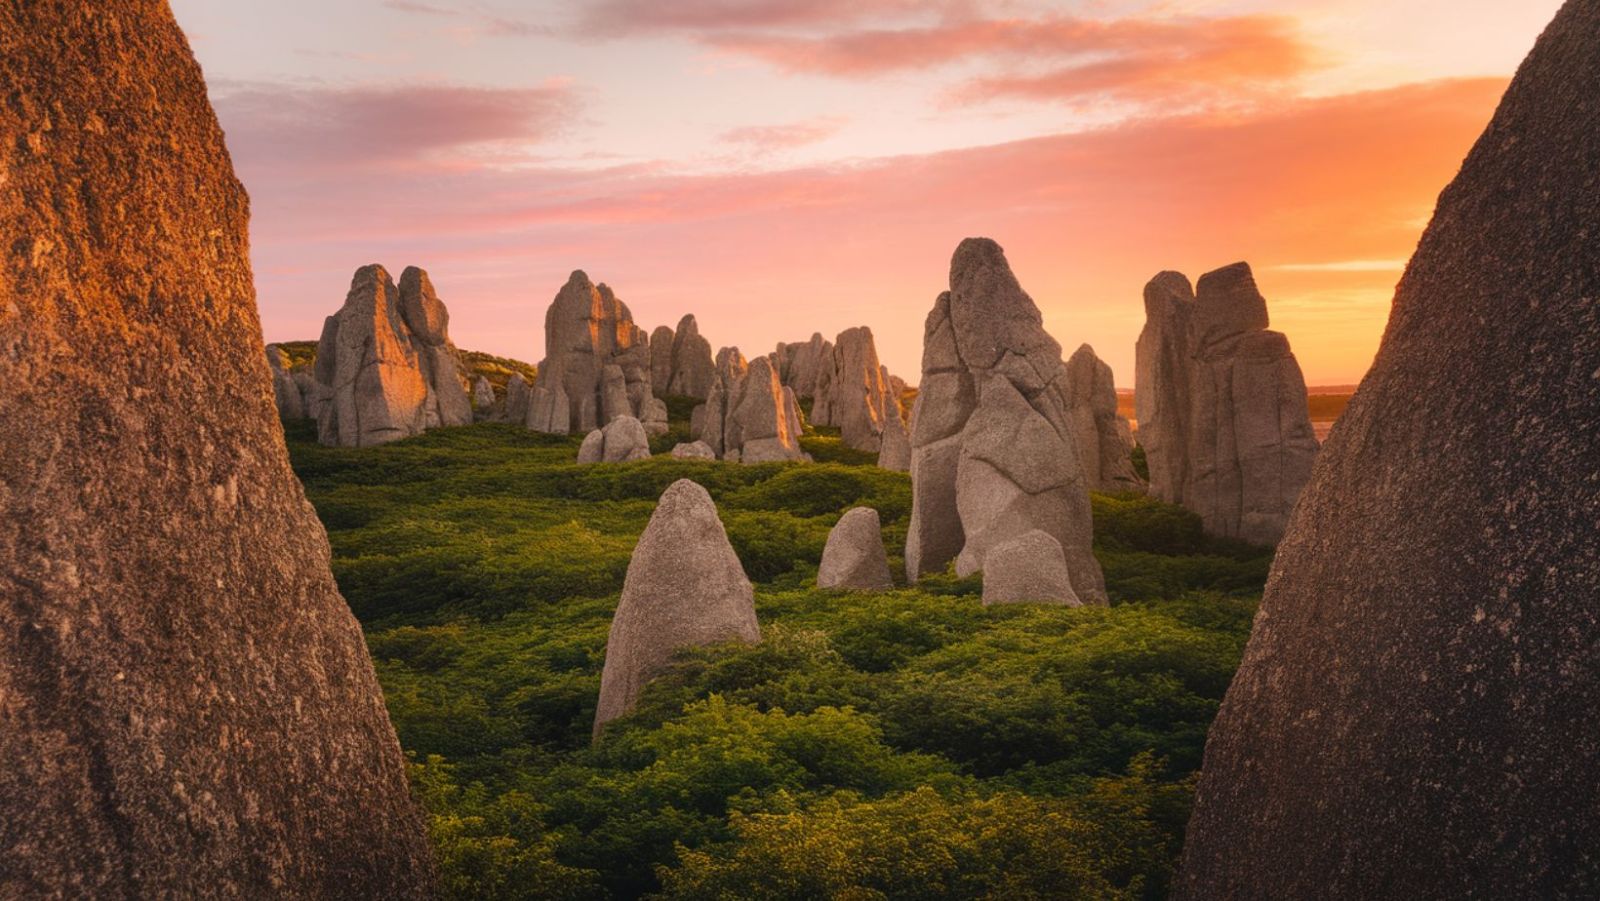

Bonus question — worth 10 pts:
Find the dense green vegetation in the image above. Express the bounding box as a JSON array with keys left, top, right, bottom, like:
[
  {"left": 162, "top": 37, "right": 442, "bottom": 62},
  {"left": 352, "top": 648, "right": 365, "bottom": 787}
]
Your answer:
[{"left": 285, "top": 412, "right": 1270, "bottom": 900}]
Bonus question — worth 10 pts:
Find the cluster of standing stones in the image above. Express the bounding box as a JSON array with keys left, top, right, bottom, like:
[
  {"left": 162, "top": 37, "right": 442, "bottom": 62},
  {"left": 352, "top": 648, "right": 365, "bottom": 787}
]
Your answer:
[{"left": 9, "top": 0, "right": 1599, "bottom": 896}]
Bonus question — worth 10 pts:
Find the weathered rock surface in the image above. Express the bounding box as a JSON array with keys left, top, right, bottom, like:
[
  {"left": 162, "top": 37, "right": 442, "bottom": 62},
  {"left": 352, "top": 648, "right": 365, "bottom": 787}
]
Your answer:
[
  {"left": 1064, "top": 344, "right": 1142, "bottom": 492},
  {"left": 665, "top": 314, "right": 716, "bottom": 399},
  {"left": 594, "top": 480, "right": 760, "bottom": 735},
  {"left": 0, "top": 4, "right": 434, "bottom": 894},
  {"left": 775, "top": 332, "right": 834, "bottom": 398},
  {"left": 505, "top": 373, "right": 531, "bottom": 424},
  {"left": 877, "top": 403, "right": 911, "bottom": 472},
  {"left": 313, "top": 264, "right": 472, "bottom": 447},
  {"left": 670, "top": 441, "right": 716, "bottom": 460},
  {"left": 905, "top": 239, "right": 1106, "bottom": 605},
  {"left": 640, "top": 396, "right": 670, "bottom": 437},
  {"left": 817, "top": 508, "right": 894, "bottom": 590},
  {"left": 809, "top": 327, "right": 900, "bottom": 453},
  {"left": 1178, "top": 4, "right": 1600, "bottom": 896},
  {"left": 649, "top": 324, "right": 675, "bottom": 393},
  {"left": 577, "top": 415, "right": 652, "bottom": 463},
  {"left": 473, "top": 375, "right": 495, "bottom": 411},
  {"left": 267, "top": 344, "right": 307, "bottom": 419},
  {"left": 981, "top": 530, "right": 1080, "bottom": 606},
  {"left": 1135, "top": 262, "right": 1318, "bottom": 544},
  {"left": 691, "top": 350, "right": 805, "bottom": 462},
  {"left": 528, "top": 271, "right": 652, "bottom": 433}
]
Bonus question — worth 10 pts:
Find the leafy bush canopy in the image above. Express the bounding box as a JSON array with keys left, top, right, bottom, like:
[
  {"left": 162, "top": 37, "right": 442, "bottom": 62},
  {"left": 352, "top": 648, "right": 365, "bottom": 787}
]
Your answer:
[{"left": 286, "top": 418, "right": 1271, "bottom": 899}]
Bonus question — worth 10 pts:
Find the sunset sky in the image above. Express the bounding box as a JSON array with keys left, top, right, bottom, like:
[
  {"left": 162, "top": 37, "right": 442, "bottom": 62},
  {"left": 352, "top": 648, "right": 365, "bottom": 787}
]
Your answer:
[{"left": 171, "top": 0, "right": 1561, "bottom": 386}]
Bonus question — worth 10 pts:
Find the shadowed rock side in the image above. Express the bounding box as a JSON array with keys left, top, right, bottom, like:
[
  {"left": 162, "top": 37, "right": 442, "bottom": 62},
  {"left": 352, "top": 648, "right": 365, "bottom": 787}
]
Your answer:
[
  {"left": 1178, "top": 3, "right": 1600, "bottom": 897},
  {"left": 665, "top": 314, "right": 716, "bottom": 399},
  {"left": 775, "top": 332, "right": 833, "bottom": 398},
  {"left": 817, "top": 508, "right": 894, "bottom": 590},
  {"left": 1135, "top": 263, "right": 1318, "bottom": 544},
  {"left": 0, "top": 3, "right": 433, "bottom": 896},
  {"left": 528, "top": 271, "right": 653, "bottom": 433},
  {"left": 266, "top": 344, "right": 306, "bottom": 420},
  {"left": 594, "top": 481, "right": 761, "bottom": 736},
  {"left": 313, "top": 264, "right": 472, "bottom": 447},
  {"left": 906, "top": 239, "right": 1107, "bottom": 605},
  {"left": 1065, "top": 345, "right": 1142, "bottom": 492}
]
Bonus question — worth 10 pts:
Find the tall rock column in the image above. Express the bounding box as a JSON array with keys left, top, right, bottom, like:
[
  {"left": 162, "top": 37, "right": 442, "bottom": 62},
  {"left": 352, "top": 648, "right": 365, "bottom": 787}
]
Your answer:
[
  {"left": 666, "top": 314, "right": 716, "bottom": 399},
  {"left": 1178, "top": 2, "right": 1600, "bottom": 896},
  {"left": 905, "top": 239, "right": 1106, "bottom": 605},
  {"left": 0, "top": 3, "right": 433, "bottom": 895},
  {"left": 528, "top": 271, "right": 652, "bottom": 433},
  {"left": 1064, "top": 344, "right": 1142, "bottom": 492}
]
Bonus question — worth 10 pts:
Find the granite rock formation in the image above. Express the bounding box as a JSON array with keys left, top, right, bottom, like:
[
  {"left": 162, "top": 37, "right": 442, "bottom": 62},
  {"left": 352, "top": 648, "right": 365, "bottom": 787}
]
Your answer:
[
  {"left": 1135, "top": 263, "right": 1318, "bottom": 544},
  {"left": 665, "top": 314, "right": 716, "bottom": 399},
  {"left": 775, "top": 332, "right": 834, "bottom": 398},
  {"left": 0, "top": 3, "right": 434, "bottom": 894},
  {"left": 313, "top": 264, "right": 472, "bottom": 447},
  {"left": 472, "top": 376, "right": 495, "bottom": 411},
  {"left": 691, "top": 350, "right": 805, "bottom": 462},
  {"left": 649, "top": 324, "right": 676, "bottom": 393},
  {"left": 816, "top": 508, "right": 894, "bottom": 590},
  {"left": 670, "top": 441, "right": 716, "bottom": 460},
  {"left": 528, "top": 271, "right": 652, "bottom": 434},
  {"left": 809, "top": 327, "right": 901, "bottom": 453},
  {"left": 1064, "top": 344, "right": 1142, "bottom": 492},
  {"left": 577, "top": 415, "right": 652, "bottom": 463},
  {"left": 905, "top": 239, "right": 1106, "bottom": 605},
  {"left": 505, "top": 373, "right": 531, "bottom": 425},
  {"left": 267, "top": 344, "right": 307, "bottom": 419},
  {"left": 877, "top": 404, "right": 912, "bottom": 472},
  {"left": 1178, "top": 4, "right": 1600, "bottom": 896},
  {"left": 981, "top": 530, "right": 1081, "bottom": 606},
  {"left": 594, "top": 480, "right": 760, "bottom": 735}
]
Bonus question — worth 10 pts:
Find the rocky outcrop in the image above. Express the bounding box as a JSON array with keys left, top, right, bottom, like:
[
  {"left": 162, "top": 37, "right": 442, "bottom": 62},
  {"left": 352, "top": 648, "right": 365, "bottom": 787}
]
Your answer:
[
  {"left": 878, "top": 406, "right": 911, "bottom": 472},
  {"left": 1178, "top": 4, "right": 1600, "bottom": 896},
  {"left": 1135, "top": 263, "right": 1317, "bottom": 544},
  {"left": 665, "top": 314, "right": 716, "bottom": 399},
  {"left": 505, "top": 373, "right": 531, "bottom": 424},
  {"left": 905, "top": 239, "right": 1106, "bottom": 605},
  {"left": 691, "top": 350, "right": 805, "bottom": 463},
  {"left": 981, "top": 530, "right": 1080, "bottom": 606},
  {"left": 817, "top": 508, "right": 894, "bottom": 590},
  {"left": 594, "top": 480, "right": 760, "bottom": 735},
  {"left": 775, "top": 332, "right": 834, "bottom": 398},
  {"left": 809, "top": 327, "right": 901, "bottom": 453},
  {"left": 577, "top": 415, "right": 652, "bottom": 463},
  {"left": 528, "top": 271, "right": 652, "bottom": 434},
  {"left": 1064, "top": 344, "right": 1141, "bottom": 492},
  {"left": 670, "top": 441, "right": 716, "bottom": 460},
  {"left": 267, "top": 344, "right": 307, "bottom": 419},
  {"left": 472, "top": 376, "right": 495, "bottom": 412},
  {"left": 0, "top": 4, "right": 434, "bottom": 894},
  {"left": 313, "top": 264, "right": 472, "bottom": 447},
  {"left": 650, "top": 324, "right": 675, "bottom": 393}
]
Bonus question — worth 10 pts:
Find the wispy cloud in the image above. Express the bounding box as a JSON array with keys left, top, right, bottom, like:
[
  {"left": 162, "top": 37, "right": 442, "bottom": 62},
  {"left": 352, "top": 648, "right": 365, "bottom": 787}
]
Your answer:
[
  {"left": 718, "top": 117, "right": 847, "bottom": 152},
  {"left": 573, "top": 0, "right": 932, "bottom": 37},
  {"left": 381, "top": 0, "right": 551, "bottom": 38}
]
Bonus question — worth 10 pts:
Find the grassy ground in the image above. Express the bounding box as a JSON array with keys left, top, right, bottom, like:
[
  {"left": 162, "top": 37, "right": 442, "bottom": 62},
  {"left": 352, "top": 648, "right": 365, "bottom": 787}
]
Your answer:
[{"left": 283, "top": 416, "right": 1271, "bottom": 900}]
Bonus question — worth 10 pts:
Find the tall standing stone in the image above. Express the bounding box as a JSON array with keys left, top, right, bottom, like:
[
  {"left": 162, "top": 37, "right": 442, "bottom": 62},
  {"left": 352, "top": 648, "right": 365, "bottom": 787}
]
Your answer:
[
  {"left": 649, "top": 324, "right": 675, "bottom": 395},
  {"left": 775, "top": 332, "right": 834, "bottom": 398},
  {"left": 594, "top": 480, "right": 760, "bottom": 736},
  {"left": 1178, "top": 3, "right": 1600, "bottom": 896},
  {"left": 905, "top": 239, "right": 1106, "bottom": 605},
  {"left": 1064, "top": 344, "right": 1142, "bottom": 492},
  {"left": 666, "top": 314, "right": 715, "bottom": 399},
  {"left": 528, "top": 271, "right": 652, "bottom": 434},
  {"left": 817, "top": 508, "right": 894, "bottom": 590},
  {"left": 810, "top": 327, "right": 898, "bottom": 454},
  {"left": 691, "top": 349, "right": 804, "bottom": 462},
  {"left": 1135, "top": 263, "right": 1318, "bottom": 544},
  {"left": 0, "top": 3, "right": 434, "bottom": 895}
]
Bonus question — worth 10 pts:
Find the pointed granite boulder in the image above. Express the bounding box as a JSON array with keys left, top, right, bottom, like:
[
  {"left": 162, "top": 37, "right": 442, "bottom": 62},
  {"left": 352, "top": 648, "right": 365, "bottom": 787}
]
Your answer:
[
  {"left": 906, "top": 239, "right": 1106, "bottom": 604},
  {"left": 529, "top": 271, "right": 652, "bottom": 434},
  {"left": 666, "top": 314, "right": 716, "bottom": 399},
  {"left": 811, "top": 326, "right": 897, "bottom": 453},
  {"left": 594, "top": 480, "right": 760, "bottom": 735},
  {"left": 981, "top": 530, "right": 1080, "bottom": 606},
  {"left": 1064, "top": 344, "right": 1141, "bottom": 492},
  {"left": 0, "top": 3, "right": 433, "bottom": 894},
  {"left": 817, "top": 508, "right": 894, "bottom": 590},
  {"left": 1178, "top": 3, "right": 1600, "bottom": 896}
]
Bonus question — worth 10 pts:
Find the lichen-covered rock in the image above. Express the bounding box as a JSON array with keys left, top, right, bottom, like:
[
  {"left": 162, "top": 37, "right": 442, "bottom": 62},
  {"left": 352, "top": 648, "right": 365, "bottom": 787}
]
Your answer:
[
  {"left": 313, "top": 264, "right": 471, "bottom": 447},
  {"left": 817, "top": 508, "right": 894, "bottom": 590},
  {"left": 670, "top": 441, "right": 716, "bottom": 460},
  {"left": 1178, "top": 5, "right": 1600, "bottom": 895},
  {"left": 1064, "top": 344, "right": 1142, "bottom": 492},
  {"left": 666, "top": 314, "right": 716, "bottom": 399},
  {"left": 1135, "top": 263, "right": 1318, "bottom": 544},
  {"left": 0, "top": 4, "right": 434, "bottom": 894},
  {"left": 529, "top": 271, "right": 652, "bottom": 433},
  {"left": 906, "top": 239, "right": 1106, "bottom": 604},
  {"left": 981, "top": 530, "right": 1080, "bottom": 606},
  {"left": 594, "top": 481, "right": 759, "bottom": 735},
  {"left": 266, "top": 344, "right": 306, "bottom": 419}
]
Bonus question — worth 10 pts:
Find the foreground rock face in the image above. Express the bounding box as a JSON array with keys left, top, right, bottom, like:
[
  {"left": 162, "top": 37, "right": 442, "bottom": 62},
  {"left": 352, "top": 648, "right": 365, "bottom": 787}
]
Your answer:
[
  {"left": 981, "top": 530, "right": 1080, "bottom": 606},
  {"left": 1064, "top": 345, "right": 1141, "bottom": 492},
  {"left": 528, "top": 271, "right": 652, "bottom": 433},
  {"left": 314, "top": 264, "right": 472, "bottom": 447},
  {"left": 691, "top": 350, "right": 806, "bottom": 462},
  {"left": 577, "top": 415, "right": 652, "bottom": 463},
  {"left": 905, "top": 239, "right": 1107, "bottom": 605},
  {"left": 1178, "top": 5, "right": 1600, "bottom": 897},
  {"left": 817, "top": 508, "right": 894, "bottom": 590},
  {"left": 594, "top": 481, "right": 760, "bottom": 735},
  {"left": 0, "top": 4, "right": 434, "bottom": 895},
  {"left": 1135, "top": 263, "right": 1318, "bottom": 544},
  {"left": 809, "top": 327, "right": 901, "bottom": 453}
]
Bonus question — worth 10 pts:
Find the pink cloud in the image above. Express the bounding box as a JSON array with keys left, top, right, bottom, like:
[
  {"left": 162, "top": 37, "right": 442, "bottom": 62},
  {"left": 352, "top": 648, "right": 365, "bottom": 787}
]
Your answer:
[
  {"left": 717, "top": 117, "right": 847, "bottom": 152},
  {"left": 240, "top": 78, "right": 1505, "bottom": 387},
  {"left": 574, "top": 0, "right": 931, "bottom": 37},
  {"left": 213, "top": 81, "right": 578, "bottom": 172}
]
